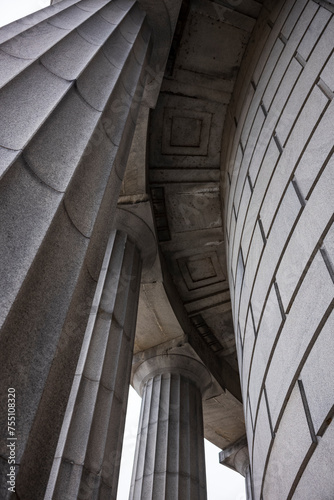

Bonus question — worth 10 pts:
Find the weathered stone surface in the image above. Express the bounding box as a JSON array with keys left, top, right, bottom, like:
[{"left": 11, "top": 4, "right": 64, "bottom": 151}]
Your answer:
[
  {"left": 292, "top": 419, "right": 334, "bottom": 500},
  {"left": 267, "top": 250, "right": 334, "bottom": 430},
  {"left": 252, "top": 392, "right": 273, "bottom": 499},
  {"left": 77, "top": 49, "right": 121, "bottom": 110},
  {"left": 64, "top": 127, "right": 118, "bottom": 237},
  {"left": 223, "top": 2, "right": 334, "bottom": 497},
  {"left": 250, "top": 181, "right": 302, "bottom": 327},
  {"left": 0, "top": 145, "right": 19, "bottom": 178},
  {"left": 320, "top": 50, "right": 334, "bottom": 91},
  {"left": 0, "top": 49, "right": 30, "bottom": 89},
  {"left": 0, "top": 2, "right": 153, "bottom": 498},
  {"left": 24, "top": 87, "right": 101, "bottom": 191},
  {"left": 276, "top": 159, "right": 334, "bottom": 310},
  {"left": 41, "top": 31, "right": 99, "bottom": 80},
  {"left": 1, "top": 1, "right": 333, "bottom": 499},
  {"left": 0, "top": 204, "right": 89, "bottom": 467},
  {"left": 103, "top": 26, "right": 132, "bottom": 68},
  {"left": 99, "top": 0, "right": 133, "bottom": 25},
  {"left": 248, "top": 283, "right": 283, "bottom": 417},
  {"left": 0, "top": 157, "right": 63, "bottom": 327},
  {"left": 0, "top": 62, "right": 70, "bottom": 150},
  {"left": 294, "top": 99, "right": 334, "bottom": 199},
  {"left": 300, "top": 310, "right": 334, "bottom": 435},
  {"left": 297, "top": 6, "right": 331, "bottom": 61},
  {"left": 262, "top": 384, "right": 313, "bottom": 500},
  {"left": 77, "top": 11, "right": 117, "bottom": 45},
  {"left": 0, "top": 21, "right": 68, "bottom": 59},
  {"left": 76, "top": 0, "right": 111, "bottom": 13},
  {"left": 46, "top": 231, "right": 142, "bottom": 499}
]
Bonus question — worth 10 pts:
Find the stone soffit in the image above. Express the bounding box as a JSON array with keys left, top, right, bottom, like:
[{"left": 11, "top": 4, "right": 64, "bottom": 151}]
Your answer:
[{"left": 120, "top": 0, "right": 264, "bottom": 454}]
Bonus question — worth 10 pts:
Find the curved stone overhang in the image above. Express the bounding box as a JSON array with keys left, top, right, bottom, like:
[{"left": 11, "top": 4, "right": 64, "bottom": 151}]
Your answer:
[{"left": 120, "top": 0, "right": 268, "bottom": 456}]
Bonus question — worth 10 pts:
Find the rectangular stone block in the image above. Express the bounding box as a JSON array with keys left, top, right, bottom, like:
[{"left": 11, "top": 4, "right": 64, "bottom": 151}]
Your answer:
[
  {"left": 245, "top": 397, "right": 254, "bottom": 461},
  {"left": 276, "top": 158, "right": 334, "bottom": 311},
  {"left": 281, "top": 0, "right": 308, "bottom": 39},
  {"left": 239, "top": 223, "right": 265, "bottom": 343},
  {"left": 264, "top": 85, "right": 327, "bottom": 234},
  {"left": 242, "top": 310, "right": 255, "bottom": 401},
  {"left": 300, "top": 310, "right": 334, "bottom": 434},
  {"left": 297, "top": 6, "right": 331, "bottom": 61},
  {"left": 324, "top": 222, "right": 334, "bottom": 262},
  {"left": 0, "top": 49, "right": 30, "bottom": 89},
  {"left": 251, "top": 181, "right": 301, "bottom": 328},
  {"left": 252, "top": 391, "right": 273, "bottom": 500},
  {"left": 276, "top": 16, "right": 334, "bottom": 145},
  {"left": 294, "top": 98, "right": 334, "bottom": 200},
  {"left": 241, "top": 137, "right": 280, "bottom": 257},
  {"left": 231, "top": 179, "right": 252, "bottom": 276},
  {"left": 233, "top": 249, "right": 245, "bottom": 323},
  {"left": 237, "top": 107, "right": 265, "bottom": 207},
  {"left": 244, "top": 38, "right": 284, "bottom": 139},
  {"left": 262, "top": 383, "right": 313, "bottom": 500},
  {"left": 266, "top": 251, "right": 334, "bottom": 429},
  {"left": 262, "top": 1, "right": 316, "bottom": 110},
  {"left": 320, "top": 50, "right": 334, "bottom": 91},
  {"left": 248, "top": 284, "right": 283, "bottom": 418},
  {"left": 292, "top": 419, "right": 334, "bottom": 499},
  {"left": 227, "top": 143, "right": 243, "bottom": 237}
]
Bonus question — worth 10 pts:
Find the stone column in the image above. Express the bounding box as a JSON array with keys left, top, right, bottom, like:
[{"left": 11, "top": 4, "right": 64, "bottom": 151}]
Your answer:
[
  {"left": 44, "top": 229, "right": 141, "bottom": 500},
  {"left": 0, "top": 2, "right": 153, "bottom": 498},
  {"left": 129, "top": 355, "right": 211, "bottom": 500},
  {"left": 42, "top": 205, "right": 157, "bottom": 500}
]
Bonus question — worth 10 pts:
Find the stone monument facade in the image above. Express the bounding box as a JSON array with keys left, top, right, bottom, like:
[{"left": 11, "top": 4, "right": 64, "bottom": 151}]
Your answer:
[{"left": 0, "top": 0, "right": 333, "bottom": 499}]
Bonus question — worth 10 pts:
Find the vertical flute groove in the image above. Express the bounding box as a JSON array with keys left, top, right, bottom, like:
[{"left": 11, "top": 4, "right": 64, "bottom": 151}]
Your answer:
[
  {"left": 45, "top": 231, "right": 142, "bottom": 500},
  {"left": 130, "top": 371, "right": 207, "bottom": 500}
]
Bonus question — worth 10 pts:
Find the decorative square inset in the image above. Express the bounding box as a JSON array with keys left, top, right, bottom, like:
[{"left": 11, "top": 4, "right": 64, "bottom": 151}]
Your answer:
[
  {"left": 170, "top": 116, "right": 202, "bottom": 147},
  {"left": 187, "top": 257, "right": 216, "bottom": 282},
  {"left": 178, "top": 252, "right": 225, "bottom": 290},
  {"left": 167, "top": 187, "right": 222, "bottom": 233},
  {"left": 161, "top": 108, "right": 212, "bottom": 156}
]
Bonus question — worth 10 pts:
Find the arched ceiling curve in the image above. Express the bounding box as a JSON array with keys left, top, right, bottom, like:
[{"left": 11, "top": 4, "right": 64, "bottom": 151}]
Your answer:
[
  {"left": 120, "top": 0, "right": 265, "bottom": 453},
  {"left": 147, "top": 0, "right": 263, "bottom": 374}
]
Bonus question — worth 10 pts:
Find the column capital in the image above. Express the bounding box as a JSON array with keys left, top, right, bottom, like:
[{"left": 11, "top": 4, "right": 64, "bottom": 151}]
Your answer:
[
  {"left": 115, "top": 203, "right": 157, "bottom": 273},
  {"left": 133, "top": 353, "right": 212, "bottom": 397}
]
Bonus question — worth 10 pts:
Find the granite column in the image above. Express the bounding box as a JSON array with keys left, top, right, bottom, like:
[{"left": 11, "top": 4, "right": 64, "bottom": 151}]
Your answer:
[
  {"left": 0, "top": 1, "right": 152, "bottom": 497},
  {"left": 45, "top": 228, "right": 142, "bottom": 500},
  {"left": 129, "top": 355, "right": 211, "bottom": 500}
]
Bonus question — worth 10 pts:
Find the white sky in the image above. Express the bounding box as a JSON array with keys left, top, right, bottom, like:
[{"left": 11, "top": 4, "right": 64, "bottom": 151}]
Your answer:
[
  {"left": 0, "top": 2, "right": 247, "bottom": 499},
  {"left": 0, "top": 0, "right": 50, "bottom": 27}
]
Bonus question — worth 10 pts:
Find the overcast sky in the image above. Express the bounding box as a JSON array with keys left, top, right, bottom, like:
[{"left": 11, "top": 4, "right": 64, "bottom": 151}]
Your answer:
[
  {"left": 0, "top": 2, "right": 246, "bottom": 499},
  {"left": 0, "top": 0, "right": 50, "bottom": 27}
]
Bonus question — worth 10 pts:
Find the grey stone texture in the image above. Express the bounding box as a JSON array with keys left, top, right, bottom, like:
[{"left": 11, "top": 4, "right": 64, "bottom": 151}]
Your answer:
[
  {"left": 251, "top": 392, "right": 273, "bottom": 500},
  {"left": 262, "top": 383, "right": 314, "bottom": 499},
  {"left": 45, "top": 230, "right": 142, "bottom": 500},
  {"left": 222, "top": 0, "right": 334, "bottom": 498},
  {"left": 1, "top": 0, "right": 334, "bottom": 499},
  {"left": 299, "top": 310, "right": 334, "bottom": 435},
  {"left": 0, "top": 1, "right": 153, "bottom": 498},
  {"left": 292, "top": 417, "right": 334, "bottom": 500}
]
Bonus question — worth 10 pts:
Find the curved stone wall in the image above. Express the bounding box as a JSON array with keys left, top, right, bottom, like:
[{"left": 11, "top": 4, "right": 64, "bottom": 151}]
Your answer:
[{"left": 222, "top": 1, "right": 334, "bottom": 498}]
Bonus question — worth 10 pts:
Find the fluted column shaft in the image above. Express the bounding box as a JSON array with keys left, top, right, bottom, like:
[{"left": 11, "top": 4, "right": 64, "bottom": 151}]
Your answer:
[
  {"left": 0, "top": 1, "right": 152, "bottom": 498},
  {"left": 130, "top": 356, "right": 210, "bottom": 500},
  {"left": 45, "top": 229, "right": 142, "bottom": 500}
]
